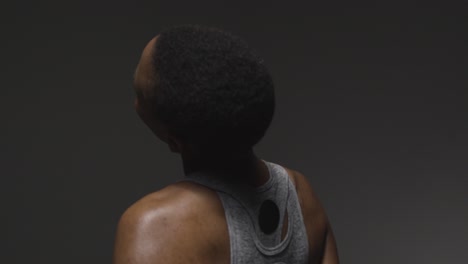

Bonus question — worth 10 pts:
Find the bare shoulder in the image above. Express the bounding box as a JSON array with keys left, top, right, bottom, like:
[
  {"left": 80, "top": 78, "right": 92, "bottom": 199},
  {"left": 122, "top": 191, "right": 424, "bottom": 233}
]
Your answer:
[
  {"left": 282, "top": 165, "right": 336, "bottom": 263},
  {"left": 113, "top": 182, "right": 229, "bottom": 264}
]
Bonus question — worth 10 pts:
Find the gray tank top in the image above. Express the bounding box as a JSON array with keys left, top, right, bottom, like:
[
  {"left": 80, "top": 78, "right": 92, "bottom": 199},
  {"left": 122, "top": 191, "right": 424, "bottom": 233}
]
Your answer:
[{"left": 182, "top": 160, "right": 309, "bottom": 264}]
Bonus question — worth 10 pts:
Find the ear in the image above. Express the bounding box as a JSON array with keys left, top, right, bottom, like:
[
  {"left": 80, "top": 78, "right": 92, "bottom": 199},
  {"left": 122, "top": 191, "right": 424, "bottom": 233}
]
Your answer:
[{"left": 167, "top": 134, "right": 183, "bottom": 153}]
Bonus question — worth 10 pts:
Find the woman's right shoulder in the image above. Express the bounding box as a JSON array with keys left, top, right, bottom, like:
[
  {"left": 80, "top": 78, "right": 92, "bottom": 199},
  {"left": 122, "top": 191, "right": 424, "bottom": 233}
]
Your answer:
[{"left": 281, "top": 165, "right": 332, "bottom": 263}]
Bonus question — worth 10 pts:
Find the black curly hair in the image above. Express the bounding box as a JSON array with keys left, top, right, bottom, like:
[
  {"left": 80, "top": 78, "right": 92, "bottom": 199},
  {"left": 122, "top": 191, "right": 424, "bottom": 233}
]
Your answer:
[{"left": 141, "top": 25, "right": 275, "bottom": 153}]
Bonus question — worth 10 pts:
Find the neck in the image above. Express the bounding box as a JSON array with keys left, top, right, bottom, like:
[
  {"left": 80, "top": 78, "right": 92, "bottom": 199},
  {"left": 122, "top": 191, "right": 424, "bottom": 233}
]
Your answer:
[{"left": 181, "top": 149, "right": 270, "bottom": 187}]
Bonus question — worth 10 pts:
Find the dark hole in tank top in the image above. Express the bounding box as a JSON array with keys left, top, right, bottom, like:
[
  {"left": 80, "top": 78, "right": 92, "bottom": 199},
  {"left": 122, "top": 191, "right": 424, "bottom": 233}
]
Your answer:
[{"left": 258, "top": 199, "right": 280, "bottom": 234}]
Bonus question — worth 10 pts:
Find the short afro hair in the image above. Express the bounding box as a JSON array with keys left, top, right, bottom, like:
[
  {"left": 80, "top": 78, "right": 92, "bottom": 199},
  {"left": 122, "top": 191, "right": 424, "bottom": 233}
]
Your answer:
[{"left": 144, "top": 25, "right": 275, "bottom": 152}]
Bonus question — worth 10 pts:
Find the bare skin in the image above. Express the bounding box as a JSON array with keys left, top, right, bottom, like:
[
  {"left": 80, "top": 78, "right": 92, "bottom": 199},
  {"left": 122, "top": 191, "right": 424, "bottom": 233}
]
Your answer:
[{"left": 112, "top": 35, "right": 339, "bottom": 264}]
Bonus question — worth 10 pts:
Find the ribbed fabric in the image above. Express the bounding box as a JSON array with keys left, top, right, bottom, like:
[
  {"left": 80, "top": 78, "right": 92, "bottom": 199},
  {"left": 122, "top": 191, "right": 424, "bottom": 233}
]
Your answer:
[{"left": 181, "top": 160, "right": 309, "bottom": 264}]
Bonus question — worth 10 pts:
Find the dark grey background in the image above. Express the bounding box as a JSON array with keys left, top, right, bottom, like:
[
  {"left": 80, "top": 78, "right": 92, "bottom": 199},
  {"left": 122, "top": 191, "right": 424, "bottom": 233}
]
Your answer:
[{"left": 3, "top": 1, "right": 467, "bottom": 263}]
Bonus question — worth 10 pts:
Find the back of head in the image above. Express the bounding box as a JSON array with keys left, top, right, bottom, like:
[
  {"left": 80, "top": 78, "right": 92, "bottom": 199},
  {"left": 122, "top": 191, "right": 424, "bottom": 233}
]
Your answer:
[{"left": 142, "top": 25, "right": 275, "bottom": 153}]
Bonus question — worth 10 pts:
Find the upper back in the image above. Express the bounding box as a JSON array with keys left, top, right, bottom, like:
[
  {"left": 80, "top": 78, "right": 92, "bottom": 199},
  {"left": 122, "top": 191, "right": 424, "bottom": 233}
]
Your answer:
[
  {"left": 113, "top": 161, "right": 330, "bottom": 264},
  {"left": 182, "top": 160, "right": 312, "bottom": 263}
]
